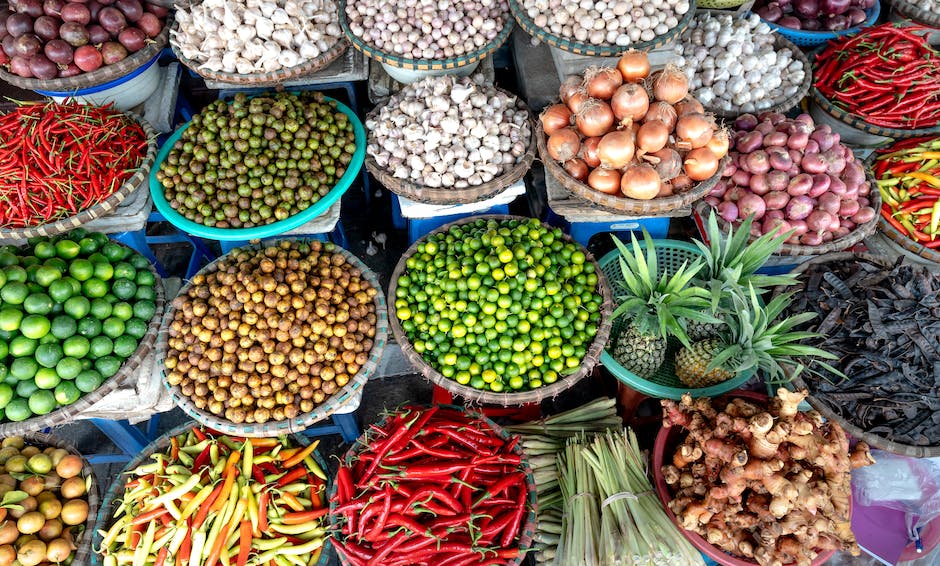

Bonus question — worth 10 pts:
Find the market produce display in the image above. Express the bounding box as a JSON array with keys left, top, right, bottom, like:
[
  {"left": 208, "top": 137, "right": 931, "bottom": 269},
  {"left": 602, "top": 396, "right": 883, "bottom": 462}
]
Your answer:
[
  {"left": 674, "top": 14, "right": 807, "bottom": 114},
  {"left": 0, "top": 436, "right": 93, "bottom": 566},
  {"left": 155, "top": 92, "right": 356, "bottom": 229},
  {"left": 0, "top": 0, "right": 167, "bottom": 79},
  {"left": 813, "top": 22, "right": 940, "bottom": 130},
  {"left": 165, "top": 240, "right": 381, "bottom": 426},
  {"left": 0, "top": 230, "right": 159, "bottom": 423},
  {"left": 330, "top": 405, "right": 534, "bottom": 565},
  {"left": 96, "top": 426, "right": 329, "bottom": 566},
  {"left": 172, "top": 0, "right": 344, "bottom": 75},
  {"left": 0, "top": 101, "right": 151, "bottom": 230},
  {"left": 391, "top": 217, "right": 607, "bottom": 394},
  {"left": 540, "top": 51, "right": 727, "bottom": 202},
  {"left": 366, "top": 75, "right": 532, "bottom": 190},
  {"left": 343, "top": 0, "right": 508, "bottom": 61},
  {"left": 515, "top": 0, "right": 691, "bottom": 47},
  {"left": 706, "top": 112, "right": 877, "bottom": 247},
  {"left": 782, "top": 256, "right": 940, "bottom": 448},
  {"left": 876, "top": 136, "right": 940, "bottom": 249},
  {"left": 658, "top": 390, "right": 875, "bottom": 566},
  {"left": 753, "top": 0, "right": 874, "bottom": 31}
]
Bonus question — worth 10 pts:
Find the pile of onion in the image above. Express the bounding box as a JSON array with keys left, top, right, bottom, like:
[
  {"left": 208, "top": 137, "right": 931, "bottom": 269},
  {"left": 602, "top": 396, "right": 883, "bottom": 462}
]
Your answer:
[
  {"left": 754, "top": 0, "right": 874, "bottom": 31},
  {"left": 705, "top": 112, "right": 875, "bottom": 246},
  {"left": 540, "top": 50, "right": 725, "bottom": 200},
  {"left": 0, "top": 0, "right": 166, "bottom": 79}
]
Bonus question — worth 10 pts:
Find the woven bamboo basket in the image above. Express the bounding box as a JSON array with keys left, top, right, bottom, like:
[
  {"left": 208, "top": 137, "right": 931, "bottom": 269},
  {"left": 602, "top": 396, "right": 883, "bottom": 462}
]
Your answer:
[
  {"left": 159, "top": 240, "right": 389, "bottom": 438},
  {"left": 91, "top": 422, "right": 331, "bottom": 566},
  {"left": 892, "top": 0, "right": 940, "bottom": 28},
  {"left": 0, "top": 113, "right": 157, "bottom": 241},
  {"left": 0, "top": 242, "right": 164, "bottom": 436},
  {"left": 387, "top": 215, "right": 614, "bottom": 406},
  {"left": 778, "top": 252, "right": 940, "bottom": 458},
  {"left": 170, "top": 34, "right": 349, "bottom": 87},
  {"left": 537, "top": 124, "right": 726, "bottom": 216},
  {"left": 364, "top": 90, "right": 535, "bottom": 206},
  {"left": 339, "top": 0, "right": 512, "bottom": 71},
  {"left": 698, "top": 0, "right": 747, "bottom": 8},
  {"left": 509, "top": 0, "right": 696, "bottom": 56},
  {"left": 0, "top": 20, "right": 170, "bottom": 91},
  {"left": 810, "top": 86, "right": 940, "bottom": 141},
  {"left": 328, "top": 404, "right": 538, "bottom": 566}
]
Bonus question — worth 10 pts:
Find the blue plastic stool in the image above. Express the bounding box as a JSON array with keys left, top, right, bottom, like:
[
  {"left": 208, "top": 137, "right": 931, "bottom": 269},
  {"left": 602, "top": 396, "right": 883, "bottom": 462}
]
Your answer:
[
  {"left": 144, "top": 211, "right": 218, "bottom": 279},
  {"left": 301, "top": 412, "right": 360, "bottom": 443},
  {"left": 86, "top": 418, "right": 151, "bottom": 464},
  {"left": 391, "top": 195, "right": 512, "bottom": 245},
  {"left": 215, "top": 220, "right": 349, "bottom": 255},
  {"left": 545, "top": 206, "right": 671, "bottom": 248}
]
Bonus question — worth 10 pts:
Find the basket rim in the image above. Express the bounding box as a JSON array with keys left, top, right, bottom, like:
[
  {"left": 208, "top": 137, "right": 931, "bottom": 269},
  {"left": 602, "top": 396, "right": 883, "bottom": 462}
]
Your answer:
[
  {"left": 509, "top": 0, "right": 696, "bottom": 56},
  {"left": 364, "top": 87, "right": 535, "bottom": 205},
  {"left": 810, "top": 86, "right": 940, "bottom": 138},
  {"left": 339, "top": 0, "right": 513, "bottom": 70},
  {"left": 0, "top": 111, "right": 158, "bottom": 240},
  {"left": 891, "top": 0, "right": 940, "bottom": 28},
  {"left": 149, "top": 94, "right": 365, "bottom": 241},
  {"left": 0, "top": 18, "right": 170, "bottom": 91},
  {"left": 386, "top": 214, "right": 614, "bottom": 406},
  {"left": 773, "top": 251, "right": 940, "bottom": 457},
  {"left": 596, "top": 238, "right": 756, "bottom": 399},
  {"left": 159, "top": 240, "right": 389, "bottom": 438},
  {"left": 327, "top": 404, "right": 538, "bottom": 566},
  {"left": 0, "top": 239, "right": 164, "bottom": 436},
  {"left": 536, "top": 120, "right": 726, "bottom": 215},
  {"left": 754, "top": 1, "right": 880, "bottom": 40}
]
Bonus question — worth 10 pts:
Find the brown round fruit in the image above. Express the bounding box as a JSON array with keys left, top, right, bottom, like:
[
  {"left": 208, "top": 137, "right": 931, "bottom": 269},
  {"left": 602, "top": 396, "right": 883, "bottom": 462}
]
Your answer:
[
  {"left": 16, "top": 539, "right": 45, "bottom": 566},
  {"left": 60, "top": 500, "right": 87, "bottom": 526},
  {"left": 16, "top": 512, "right": 46, "bottom": 535},
  {"left": 37, "top": 518, "right": 62, "bottom": 542},
  {"left": 19, "top": 477, "right": 44, "bottom": 497},
  {"left": 44, "top": 537, "right": 71, "bottom": 563},
  {"left": 4, "top": 457, "right": 26, "bottom": 474},
  {"left": 19, "top": 447, "right": 39, "bottom": 458},
  {"left": 59, "top": 477, "right": 85, "bottom": 500},
  {"left": 0, "top": 438, "right": 24, "bottom": 450},
  {"left": 54, "top": 456, "right": 82, "bottom": 480},
  {"left": 0, "top": 544, "right": 14, "bottom": 566},
  {"left": 37, "top": 499, "right": 60, "bottom": 521},
  {"left": 9, "top": 497, "right": 36, "bottom": 519},
  {"left": 0, "top": 522, "right": 17, "bottom": 545}
]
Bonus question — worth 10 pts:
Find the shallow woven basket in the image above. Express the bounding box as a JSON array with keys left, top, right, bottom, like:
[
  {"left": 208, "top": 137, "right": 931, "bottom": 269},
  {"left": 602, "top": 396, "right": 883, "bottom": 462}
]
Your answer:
[
  {"left": 339, "top": 0, "right": 512, "bottom": 71},
  {"left": 170, "top": 34, "right": 349, "bottom": 86},
  {"left": 698, "top": 0, "right": 746, "bottom": 8},
  {"left": 0, "top": 113, "right": 157, "bottom": 241},
  {"left": 810, "top": 86, "right": 940, "bottom": 141},
  {"left": 12, "top": 433, "right": 100, "bottom": 566},
  {"left": 91, "top": 422, "right": 332, "bottom": 566},
  {"left": 0, "top": 241, "right": 164, "bottom": 436},
  {"left": 159, "top": 240, "right": 389, "bottom": 437},
  {"left": 364, "top": 91, "right": 535, "bottom": 206},
  {"left": 704, "top": 35, "right": 812, "bottom": 119},
  {"left": 537, "top": 123, "right": 726, "bottom": 216},
  {"left": 779, "top": 252, "right": 940, "bottom": 458},
  {"left": 892, "top": 0, "right": 940, "bottom": 28},
  {"left": 387, "top": 215, "right": 614, "bottom": 406},
  {"left": 328, "top": 405, "right": 538, "bottom": 566},
  {"left": 510, "top": 0, "right": 696, "bottom": 56},
  {"left": 0, "top": 19, "right": 170, "bottom": 91}
]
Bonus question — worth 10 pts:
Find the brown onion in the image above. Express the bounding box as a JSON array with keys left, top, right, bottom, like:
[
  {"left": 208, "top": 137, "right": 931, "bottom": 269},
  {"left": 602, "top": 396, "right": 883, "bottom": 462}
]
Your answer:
[
  {"left": 540, "top": 104, "right": 571, "bottom": 137},
  {"left": 611, "top": 83, "right": 649, "bottom": 123},
  {"left": 646, "top": 148, "right": 681, "bottom": 181},
  {"left": 584, "top": 66, "right": 622, "bottom": 100},
  {"left": 563, "top": 158, "right": 589, "bottom": 182},
  {"left": 576, "top": 99, "right": 614, "bottom": 138},
  {"left": 566, "top": 89, "right": 590, "bottom": 114},
  {"left": 547, "top": 128, "right": 581, "bottom": 162},
  {"left": 636, "top": 120, "right": 669, "bottom": 154},
  {"left": 672, "top": 174, "right": 693, "bottom": 193},
  {"left": 621, "top": 163, "right": 661, "bottom": 200},
  {"left": 657, "top": 182, "right": 674, "bottom": 198},
  {"left": 597, "top": 130, "right": 635, "bottom": 169},
  {"left": 617, "top": 49, "right": 650, "bottom": 83},
  {"left": 652, "top": 66, "right": 689, "bottom": 104},
  {"left": 643, "top": 101, "right": 677, "bottom": 131},
  {"left": 684, "top": 147, "right": 720, "bottom": 181},
  {"left": 676, "top": 113, "right": 715, "bottom": 149},
  {"left": 560, "top": 75, "right": 582, "bottom": 104},
  {"left": 706, "top": 129, "right": 730, "bottom": 159},
  {"left": 588, "top": 168, "right": 621, "bottom": 195},
  {"left": 581, "top": 136, "right": 601, "bottom": 168},
  {"left": 674, "top": 96, "right": 704, "bottom": 117}
]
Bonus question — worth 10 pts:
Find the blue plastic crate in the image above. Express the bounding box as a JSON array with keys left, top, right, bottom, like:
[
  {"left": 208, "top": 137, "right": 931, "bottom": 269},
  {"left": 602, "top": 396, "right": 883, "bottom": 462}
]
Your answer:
[
  {"left": 545, "top": 207, "right": 671, "bottom": 248},
  {"left": 390, "top": 195, "right": 512, "bottom": 244}
]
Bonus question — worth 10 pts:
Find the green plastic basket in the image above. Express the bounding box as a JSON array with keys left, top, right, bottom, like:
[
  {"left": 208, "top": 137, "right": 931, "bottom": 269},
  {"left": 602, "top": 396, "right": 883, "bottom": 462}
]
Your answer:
[{"left": 598, "top": 238, "right": 754, "bottom": 400}]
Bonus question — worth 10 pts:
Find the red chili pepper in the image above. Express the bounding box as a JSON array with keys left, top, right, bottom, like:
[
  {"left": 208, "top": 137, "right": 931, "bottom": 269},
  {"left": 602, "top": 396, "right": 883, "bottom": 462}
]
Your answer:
[{"left": 275, "top": 466, "right": 307, "bottom": 487}]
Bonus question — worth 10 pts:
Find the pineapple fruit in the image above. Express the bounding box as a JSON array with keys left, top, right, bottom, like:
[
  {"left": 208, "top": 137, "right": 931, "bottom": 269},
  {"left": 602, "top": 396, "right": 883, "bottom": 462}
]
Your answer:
[
  {"left": 675, "top": 338, "right": 733, "bottom": 387},
  {"left": 613, "top": 323, "right": 667, "bottom": 380}
]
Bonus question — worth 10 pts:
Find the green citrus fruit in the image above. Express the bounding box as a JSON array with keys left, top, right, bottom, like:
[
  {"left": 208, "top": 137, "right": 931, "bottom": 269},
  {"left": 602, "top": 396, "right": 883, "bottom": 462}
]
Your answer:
[
  {"left": 54, "top": 381, "right": 81, "bottom": 405},
  {"left": 34, "top": 343, "right": 64, "bottom": 369},
  {"left": 94, "top": 356, "right": 121, "bottom": 378},
  {"left": 5, "top": 399, "right": 31, "bottom": 422},
  {"left": 54, "top": 240, "right": 81, "bottom": 260},
  {"left": 27, "top": 390, "right": 56, "bottom": 415},
  {"left": 112, "top": 335, "right": 137, "bottom": 359},
  {"left": 63, "top": 296, "right": 91, "bottom": 320},
  {"left": 89, "top": 299, "right": 112, "bottom": 320},
  {"left": 68, "top": 260, "right": 94, "bottom": 282},
  {"left": 55, "top": 357, "right": 82, "bottom": 381},
  {"left": 101, "top": 318, "right": 125, "bottom": 339},
  {"left": 77, "top": 318, "right": 102, "bottom": 338},
  {"left": 19, "top": 315, "right": 50, "bottom": 340},
  {"left": 0, "top": 282, "right": 29, "bottom": 305},
  {"left": 9, "top": 336, "right": 38, "bottom": 358},
  {"left": 33, "top": 368, "right": 60, "bottom": 390},
  {"left": 75, "top": 370, "right": 102, "bottom": 393},
  {"left": 89, "top": 336, "right": 113, "bottom": 358},
  {"left": 62, "top": 336, "right": 90, "bottom": 359}
]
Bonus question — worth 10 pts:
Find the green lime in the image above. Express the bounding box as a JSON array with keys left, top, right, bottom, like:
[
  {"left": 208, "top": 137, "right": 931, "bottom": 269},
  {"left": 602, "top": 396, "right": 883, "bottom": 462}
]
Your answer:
[
  {"left": 50, "top": 315, "right": 77, "bottom": 340},
  {"left": 112, "top": 335, "right": 137, "bottom": 359},
  {"left": 5, "top": 399, "right": 31, "bottom": 422},
  {"left": 62, "top": 336, "right": 90, "bottom": 359},
  {"left": 9, "top": 336, "right": 38, "bottom": 358},
  {"left": 0, "top": 341, "right": 6, "bottom": 360},
  {"left": 88, "top": 232, "right": 109, "bottom": 248},
  {"left": 102, "top": 242, "right": 128, "bottom": 263},
  {"left": 34, "top": 343, "right": 63, "bottom": 369},
  {"left": 135, "top": 270, "right": 155, "bottom": 287},
  {"left": 25, "top": 264, "right": 41, "bottom": 283},
  {"left": 43, "top": 257, "right": 68, "bottom": 272},
  {"left": 39, "top": 333, "right": 58, "bottom": 345},
  {"left": 26, "top": 282, "right": 43, "bottom": 295},
  {"left": 94, "top": 356, "right": 121, "bottom": 378},
  {"left": 111, "top": 279, "right": 137, "bottom": 301},
  {"left": 33, "top": 368, "right": 60, "bottom": 390},
  {"left": 0, "top": 309, "right": 23, "bottom": 332},
  {"left": 77, "top": 318, "right": 102, "bottom": 338},
  {"left": 61, "top": 276, "right": 82, "bottom": 295},
  {"left": 55, "top": 357, "right": 82, "bottom": 381},
  {"left": 129, "top": 254, "right": 151, "bottom": 271},
  {"left": 54, "top": 381, "right": 80, "bottom": 405},
  {"left": 78, "top": 238, "right": 99, "bottom": 256},
  {"left": 102, "top": 317, "right": 125, "bottom": 339},
  {"left": 16, "top": 377, "right": 38, "bottom": 398},
  {"left": 54, "top": 240, "right": 81, "bottom": 260},
  {"left": 87, "top": 252, "right": 109, "bottom": 265},
  {"left": 10, "top": 357, "right": 38, "bottom": 380},
  {"left": 47, "top": 280, "right": 74, "bottom": 303},
  {"left": 3, "top": 266, "right": 26, "bottom": 283},
  {"left": 21, "top": 257, "right": 40, "bottom": 269},
  {"left": 0, "top": 270, "right": 6, "bottom": 288},
  {"left": 89, "top": 299, "right": 112, "bottom": 320},
  {"left": 0, "top": 252, "right": 18, "bottom": 268},
  {"left": 63, "top": 296, "right": 91, "bottom": 320},
  {"left": 93, "top": 262, "right": 114, "bottom": 281},
  {"left": 23, "top": 294, "right": 53, "bottom": 315},
  {"left": 132, "top": 301, "right": 156, "bottom": 322},
  {"left": 19, "top": 315, "right": 50, "bottom": 339},
  {"left": 89, "top": 336, "right": 113, "bottom": 358},
  {"left": 0, "top": 282, "right": 28, "bottom": 305},
  {"left": 32, "top": 241, "right": 56, "bottom": 260},
  {"left": 66, "top": 227, "right": 88, "bottom": 239},
  {"left": 134, "top": 286, "right": 155, "bottom": 302},
  {"left": 80, "top": 358, "right": 91, "bottom": 370},
  {"left": 113, "top": 262, "right": 136, "bottom": 281},
  {"left": 82, "top": 278, "right": 108, "bottom": 299},
  {"left": 35, "top": 265, "right": 63, "bottom": 288},
  {"left": 0, "top": 384, "right": 12, "bottom": 409},
  {"left": 28, "top": 390, "right": 56, "bottom": 415},
  {"left": 111, "top": 302, "right": 133, "bottom": 321},
  {"left": 75, "top": 370, "right": 102, "bottom": 393},
  {"left": 68, "top": 260, "right": 94, "bottom": 282},
  {"left": 124, "top": 318, "right": 148, "bottom": 339},
  {"left": 0, "top": 369, "right": 11, "bottom": 385}
]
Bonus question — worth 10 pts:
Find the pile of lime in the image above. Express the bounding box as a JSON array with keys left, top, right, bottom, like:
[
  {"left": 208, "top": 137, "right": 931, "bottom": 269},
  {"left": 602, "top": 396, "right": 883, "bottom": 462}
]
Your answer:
[
  {"left": 393, "top": 217, "right": 605, "bottom": 393},
  {"left": 0, "top": 229, "right": 158, "bottom": 422}
]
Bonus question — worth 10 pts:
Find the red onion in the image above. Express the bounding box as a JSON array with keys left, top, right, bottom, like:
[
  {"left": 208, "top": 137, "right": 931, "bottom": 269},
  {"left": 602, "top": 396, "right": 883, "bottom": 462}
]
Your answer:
[
  {"left": 718, "top": 201, "right": 739, "bottom": 222},
  {"left": 839, "top": 199, "right": 860, "bottom": 218},
  {"left": 787, "top": 173, "right": 813, "bottom": 196},
  {"left": 725, "top": 186, "right": 748, "bottom": 202},
  {"left": 705, "top": 195, "right": 722, "bottom": 207},
  {"left": 755, "top": 121, "right": 775, "bottom": 136},
  {"left": 765, "top": 210, "right": 786, "bottom": 223},
  {"left": 808, "top": 174, "right": 830, "bottom": 197},
  {"left": 810, "top": 126, "right": 835, "bottom": 151},
  {"left": 736, "top": 131, "right": 764, "bottom": 153},
  {"left": 817, "top": 192, "right": 842, "bottom": 215},
  {"left": 767, "top": 170, "right": 790, "bottom": 192},
  {"left": 801, "top": 152, "right": 828, "bottom": 175},
  {"left": 759, "top": 112, "right": 786, "bottom": 125},
  {"left": 763, "top": 217, "right": 793, "bottom": 238},
  {"left": 806, "top": 210, "right": 834, "bottom": 233},
  {"left": 840, "top": 219, "right": 856, "bottom": 230},
  {"left": 786, "top": 195, "right": 815, "bottom": 220},
  {"left": 828, "top": 176, "right": 847, "bottom": 196},
  {"left": 756, "top": 2, "right": 783, "bottom": 21},
  {"left": 852, "top": 206, "right": 876, "bottom": 224},
  {"left": 738, "top": 193, "right": 768, "bottom": 220},
  {"left": 778, "top": 15, "right": 802, "bottom": 27},
  {"left": 732, "top": 169, "right": 752, "bottom": 187},
  {"left": 801, "top": 232, "right": 824, "bottom": 246},
  {"left": 794, "top": 0, "right": 819, "bottom": 18},
  {"left": 764, "top": 191, "right": 790, "bottom": 211},
  {"left": 789, "top": 219, "right": 809, "bottom": 238},
  {"left": 787, "top": 131, "right": 809, "bottom": 150},
  {"left": 822, "top": 0, "right": 850, "bottom": 14},
  {"left": 763, "top": 131, "right": 788, "bottom": 147},
  {"left": 750, "top": 173, "right": 770, "bottom": 195},
  {"left": 767, "top": 147, "right": 792, "bottom": 171},
  {"left": 744, "top": 151, "right": 771, "bottom": 175},
  {"left": 734, "top": 114, "right": 759, "bottom": 132}
]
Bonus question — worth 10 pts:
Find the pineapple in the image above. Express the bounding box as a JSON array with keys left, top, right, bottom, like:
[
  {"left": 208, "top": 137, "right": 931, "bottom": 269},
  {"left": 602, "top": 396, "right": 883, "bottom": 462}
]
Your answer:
[
  {"left": 675, "top": 285, "right": 839, "bottom": 388},
  {"left": 609, "top": 231, "right": 714, "bottom": 379}
]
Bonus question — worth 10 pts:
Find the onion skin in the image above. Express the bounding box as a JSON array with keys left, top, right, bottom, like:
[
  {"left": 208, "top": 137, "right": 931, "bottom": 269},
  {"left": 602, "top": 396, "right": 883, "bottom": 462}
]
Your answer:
[
  {"left": 736, "top": 131, "right": 764, "bottom": 153},
  {"left": 597, "top": 130, "right": 635, "bottom": 170},
  {"left": 684, "top": 147, "right": 720, "bottom": 182},
  {"left": 643, "top": 101, "right": 677, "bottom": 131},
  {"left": 617, "top": 50, "right": 650, "bottom": 83},
  {"left": 806, "top": 210, "right": 834, "bottom": 233},
  {"left": 636, "top": 120, "right": 669, "bottom": 154},
  {"left": 706, "top": 130, "right": 730, "bottom": 159},
  {"left": 676, "top": 113, "right": 715, "bottom": 149},
  {"left": 581, "top": 136, "right": 601, "bottom": 168},
  {"left": 738, "top": 193, "right": 768, "bottom": 220},
  {"left": 560, "top": 75, "right": 582, "bottom": 104},
  {"left": 547, "top": 128, "right": 581, "bottom": 163},
  {"left": 648, "top": 148, "right": 681, "bottom": 181},
  {"left": 584, "top": 66, "right": 622, "bottom": 101},
  {"left": 718, "top": 201, "right": 739, "bottom": 222},
  {"left": 621, "top": 163, "right": 661, "bottom": 200},
  {"left": 540, "top": 104, "right": 572, "bottom": 137},
  {"left": 852, "top": 206, "right": 875, "bottom": 225},
  {"left": 674, "top": 97, "right": 704, "bottom": 117},
  {"left": 610, "top": 83, "right": 649, "bottom": 123},
  {"left": 764, "top": 191, "right": 790, "bottom": 211},
  {"left": 563, "top": 158, "right": 589, "bottom": 182},
  {"left": 588, "top": 167, "right": 621, "bottom": 195},
  {"left": 786, "top": 195, "right": 814, "bottom": 220},
  {"left": 575, "top": 99, "right": 614, "bottom": 138},
  {"left": 787, "top": 173, "right": 813, "bottom": 196},
  {"left": 651, "top": 66, "right": 689, "bottom": 104}
]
